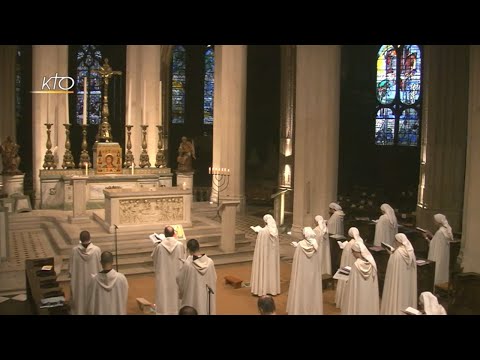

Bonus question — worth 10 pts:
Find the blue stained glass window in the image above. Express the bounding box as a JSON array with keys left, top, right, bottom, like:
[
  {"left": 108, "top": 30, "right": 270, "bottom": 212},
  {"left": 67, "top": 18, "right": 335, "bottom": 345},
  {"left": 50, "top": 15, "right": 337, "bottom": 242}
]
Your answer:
[
  {"left": 398, "top": 109, "right": 419, "bottom": 146},
  {"left": 375, "top": 108, "right": 395, "bottom": 145},
  {"left": 376, "top": 45, "right": 397, "bottom": 105},
  {"left": 76, "top": 45, "right": 103, "bottom": 125},
  {"left": 375, "top": 45, "right": 422, "bottom": 146},
  {"left": 171, "top": 45, "right": 186, "bottom": 124},
  {"left": 203, "top": 46, "right": 214, "bottom": 125},
  {"left": 400, "top": 45, "right": 421, "bottom": 105}
]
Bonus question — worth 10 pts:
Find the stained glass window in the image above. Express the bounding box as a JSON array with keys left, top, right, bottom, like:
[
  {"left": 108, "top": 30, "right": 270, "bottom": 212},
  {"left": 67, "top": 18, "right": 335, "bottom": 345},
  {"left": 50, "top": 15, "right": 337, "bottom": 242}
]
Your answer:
[
  {"left": 171, "top": 45, "right": 186, "bottom": 124},
  {"left": 15, "top": 48, "right": 23, "bottom": 125},
  {"left": 203, "top": 46, "right": 214, "bottom": 125},
  {"left": 75, "top": 45, "right": 103, "bottom": 125},
  {"left": 375, "top": 45, "right": 422, "bottom": 146}
]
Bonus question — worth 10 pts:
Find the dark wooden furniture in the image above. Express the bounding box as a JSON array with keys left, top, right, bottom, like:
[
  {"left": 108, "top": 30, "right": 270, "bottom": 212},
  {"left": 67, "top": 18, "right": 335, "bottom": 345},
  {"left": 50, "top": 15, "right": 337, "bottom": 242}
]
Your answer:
[
  {"left": 25, "top": 257, "right": 70, "bottom": 315},
  {"left": 448, "top": 272, "right": 480, "bottom": 315}
]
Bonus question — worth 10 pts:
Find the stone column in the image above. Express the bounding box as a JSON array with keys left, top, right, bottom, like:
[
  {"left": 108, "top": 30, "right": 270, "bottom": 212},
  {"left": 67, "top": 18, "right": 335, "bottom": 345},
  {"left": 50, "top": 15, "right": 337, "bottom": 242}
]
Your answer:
[
  {"left": 219, "top": 200, "right": 240, "bottom": 252},
  {"left": 32, "top": 45, "right": 68, "bottom": 208},
  {"left": 291, "top": 46, "right": 341, "bottom": 239},
  {"left": 278, "top": 45, "right": 296, "bottom": 214},
  {"left": 0, "top": 206, "right": 9, "bottom": 262},
  {"left": 460, "top": 45, "right": 480, "bottom": 273},
  {"left": 416, "top": 46, "right": 469, "bottom": 232},
  {"left": 211, "top": 45, "right": 247, "bottom": 213},
  {"left": 0, "top": 45, "right": 17, "bottom": 174},
  {"left": 68, "top": 176, "right": 90, "bottom": 223}
]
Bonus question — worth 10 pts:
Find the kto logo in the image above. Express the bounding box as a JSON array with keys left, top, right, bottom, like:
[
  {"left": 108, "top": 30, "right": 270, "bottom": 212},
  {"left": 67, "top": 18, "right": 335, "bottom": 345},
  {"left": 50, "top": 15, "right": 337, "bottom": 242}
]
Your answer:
[{"left": 31, "top": 73, "right": 75, "bottom": 94}]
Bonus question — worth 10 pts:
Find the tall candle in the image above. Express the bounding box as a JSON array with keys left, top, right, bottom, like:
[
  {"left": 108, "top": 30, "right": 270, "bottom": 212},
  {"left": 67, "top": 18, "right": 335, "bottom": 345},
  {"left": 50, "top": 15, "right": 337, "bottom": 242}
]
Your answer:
[
  {"left": 209, "top": 167, "right": 211, "bottom": 174},
  {"left": 85, "top": 162, "right": 88, "bottom": 176},
  {"left": 83, "top": 77, "right": 88, "bottom": 125},
  {"left": 159, "top": 80, "right": 162, "bottom": 126},
  {"left": 131, "top": 163, "right": 134, "bottom": 175},
  {"left": 46, "top": 94, "right": 49, "bottom": 124},
  {"left": 142, "top": 80, "right": 147, "bottom": 125},
  {"left": 65, "top": 92, "right": 69, "bottom": 124},
  {"left": 127, "top": 79, "right": 131, "bottom": 125}
]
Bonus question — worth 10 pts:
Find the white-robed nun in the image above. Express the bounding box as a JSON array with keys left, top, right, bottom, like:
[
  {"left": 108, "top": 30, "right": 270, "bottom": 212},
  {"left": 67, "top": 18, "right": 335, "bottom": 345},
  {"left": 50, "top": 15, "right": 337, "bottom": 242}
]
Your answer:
[
  {"left": 427, "top": 214, "right": 453, "bottom": 285},
  {"left": 419, "top": 291, "right": 447, "bottom": 315},
  {"left": 327, "top": 202, "right": 345, "bottom": 236},
  {"left": 250, "top": 214, "right": 281, "bottom": 296},
  {"left": 373, "top": 203, "right": 398, "bottom": 246},
  {"left": 335, "top": 227, "right": 364, "bottom": 309},
  {"left": 342, "top": 241, "right": 380, "bottom": 315},
  {"left": 381, "top": 233, "right": 417, "bottom": 315},
  {"left": 314, "top": 215, "right": 331, "bottom": 275},
  {"left": 286, "top": 227, "right": 323, "bottom": 315}
]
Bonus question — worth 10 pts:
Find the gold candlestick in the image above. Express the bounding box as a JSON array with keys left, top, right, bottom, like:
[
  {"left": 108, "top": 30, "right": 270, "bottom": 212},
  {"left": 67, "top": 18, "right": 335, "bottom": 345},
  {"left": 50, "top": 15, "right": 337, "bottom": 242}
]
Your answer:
[
  {"left": 139, "top": 125, "right": 151, "bottom": 168},
  {"left": 79, "top": 124, "right": 92, "bottom": 168},
  {"left": 155, "top": 125, "right": 166, "bottom": 168},
  {"left": 62, "top": 123, "right": 76, "bottom": 169},
  {"left": 124, "top": 125, "right": 134, "bottom": 168},
  {"left": 43, "top": 123, "right": 56, "bottom": 169}
]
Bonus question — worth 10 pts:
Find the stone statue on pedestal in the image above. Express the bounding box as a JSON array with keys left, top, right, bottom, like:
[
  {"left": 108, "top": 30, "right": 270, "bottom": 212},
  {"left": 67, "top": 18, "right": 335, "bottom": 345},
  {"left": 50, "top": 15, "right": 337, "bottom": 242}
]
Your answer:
[
  {"left": 0, "top": 136, "right": 22, "bottom": 175},
  {"left": 177, "top": 136, "right": 195, "bottom": 172}
]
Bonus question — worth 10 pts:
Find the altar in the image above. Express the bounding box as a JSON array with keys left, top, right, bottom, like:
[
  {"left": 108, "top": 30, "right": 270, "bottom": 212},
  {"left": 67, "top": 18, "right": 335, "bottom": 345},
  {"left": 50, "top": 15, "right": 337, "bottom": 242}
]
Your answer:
[
  {"left": 95, "top": 186, "right": 192, "bottom": 233},
  {"left": 39, "top": 168, "right": 173, "bottom": 210}
]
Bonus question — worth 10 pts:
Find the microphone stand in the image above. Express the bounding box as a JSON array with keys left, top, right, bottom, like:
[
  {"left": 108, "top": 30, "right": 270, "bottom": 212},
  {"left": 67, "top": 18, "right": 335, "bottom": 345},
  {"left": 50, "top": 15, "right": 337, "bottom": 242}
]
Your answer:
[
  {"left": 114, "top": 224, "right": 119, "bottom": 271},
  {"left": 206, "top": 284, "right": 214, "bottom": 315}
]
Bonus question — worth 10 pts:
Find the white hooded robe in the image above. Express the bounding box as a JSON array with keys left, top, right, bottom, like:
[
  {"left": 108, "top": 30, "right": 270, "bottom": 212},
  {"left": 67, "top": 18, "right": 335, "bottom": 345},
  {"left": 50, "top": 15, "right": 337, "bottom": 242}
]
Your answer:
[
  {"left": 428, "top": 228, "right": 451, "bottom": 285},
  {"left": 87, "top": 269, "right": 129, "bottom": 315},
  {"left": 69, "top": 243, "right": 101, "bottom": 315},
  {"left": 151, "top": 237, "right": 186, "bottom": 315},
  {"left": 314, "top": 216, "right": 331, "bottom": 275},
  {"left": 176, "top": 254, "right": 217, "bottom": 315}
]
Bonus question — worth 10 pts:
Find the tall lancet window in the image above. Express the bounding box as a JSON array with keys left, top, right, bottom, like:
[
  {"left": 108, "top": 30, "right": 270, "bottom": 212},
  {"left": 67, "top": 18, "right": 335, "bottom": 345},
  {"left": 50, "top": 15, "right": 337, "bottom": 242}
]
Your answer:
[
  {"left": 203, "top": 46, "right": 214, "bottom": 125},
  {"left": 171, "top": 45, "right": 186, "bottom": 124},
  {"left": 15, "top": 47, "right": 23, "bottom": 125},
  {"left": 75, "top": 45, "right": 103, "bottom": 125},
  {"left": 375, "top": 45, "right": 422, "bottom": 146}
]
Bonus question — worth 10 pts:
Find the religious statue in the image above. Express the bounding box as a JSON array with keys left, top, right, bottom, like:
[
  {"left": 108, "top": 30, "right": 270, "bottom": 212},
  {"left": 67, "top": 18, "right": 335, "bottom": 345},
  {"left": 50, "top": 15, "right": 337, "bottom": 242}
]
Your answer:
[
  {"left": 177, "top": 136, "right": 196, "bottom": 172},
  {"left": 0, "top": 136, "right": 22, "bottom": 175}
]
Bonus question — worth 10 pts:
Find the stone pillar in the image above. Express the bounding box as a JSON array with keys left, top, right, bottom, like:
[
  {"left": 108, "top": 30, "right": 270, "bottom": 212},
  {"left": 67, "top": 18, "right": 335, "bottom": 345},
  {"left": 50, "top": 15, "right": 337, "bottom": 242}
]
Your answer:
[
  {"left": 219, "top": 200, "right": 240, "bottom": 253},
  {"left": 211, "top": 45, "right": 247, "bottom": 213},
  {"left": 460, "top": 45, "right": 480, "bottom": 273},
  {"left": 0, "top": 206, "right": 9, "bottom": 262},
  {"left": 416, "top": 46, "right": 469, "bottom": 232},
  {"left": 0, "top": 45, "right": 17, "bottom": 175},
  {"left": 68, "top": 176, "right": 90, "bottom": 223},
  {"left": 126, "top": 45, "right": 162, "bottom": 169},
  {"left": 291, "top": 46, "right": 341, "bottom": 239},
  {"left": 278, "top": 45, "right": 296, "bottom": 214},
  {"left": 32, "top": 45, "right": 68, "bottom": 208}
]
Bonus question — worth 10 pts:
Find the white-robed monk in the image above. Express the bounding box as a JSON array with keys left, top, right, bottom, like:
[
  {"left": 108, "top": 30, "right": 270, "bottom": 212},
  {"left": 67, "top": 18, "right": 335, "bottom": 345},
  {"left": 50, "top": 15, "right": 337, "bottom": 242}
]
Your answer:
[
  {"left": 314, "top": 215, "right": 331, "bottom": 275},
  {"left": 87, "top": 251, "right": 129, "bottom": 315},
  {"left": 151, "top": 225, "right": 186, "bottom": 315},
  {"left": 426, "top": 214, "right": 453, "bottom": 285},
  {"left": 327, "top": 202, "right": 345, "bottom": 236},
  {"left": 419, "top": 291, "right": 447, "bottom": 315},
  {"left": 335, "top": 227, "right": 364, "bottom": 309},
  {"left": 286, "top": 227, "right": 323, "bottom": 315},
  {"left": 342, "top": 241, "right": 380, "bottom": 315},
  {"left": 250, "top": 214, "right": 281, "bottom": 296},
  {"left": 373, "top": 203, "right": 398, "bottom": 246},
  {"left": 381, "top": 233, "right": 417, "bottom": 315},
  {"left": 176, "top": 239, "right": 217, "bottom": 315},
  {"left": 69, "top": 230, "right": 101, "bottom": 315}
]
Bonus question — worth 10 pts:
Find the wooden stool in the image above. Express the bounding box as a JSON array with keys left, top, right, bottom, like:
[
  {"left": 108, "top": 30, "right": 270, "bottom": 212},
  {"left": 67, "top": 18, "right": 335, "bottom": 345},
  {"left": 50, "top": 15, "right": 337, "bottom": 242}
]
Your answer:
[{"left": 225, "top": 275, "right": 243, "bottom": 289}]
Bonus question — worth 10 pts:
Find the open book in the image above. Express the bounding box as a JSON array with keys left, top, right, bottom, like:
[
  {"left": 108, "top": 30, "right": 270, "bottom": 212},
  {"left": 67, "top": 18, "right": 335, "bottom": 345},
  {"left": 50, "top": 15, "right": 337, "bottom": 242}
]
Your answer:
[
  {"left": 333, "top": 266, "right": 351, "bottom": 281},
  {"left": 337, "top": 241, "right": 348, "bottom": 249},
  {"left": 381, "top": 242, "right": 395, "bottom": 253},
  {"left": 149, "top": 233, "right": 165, "bottom": 244},
  {"left": 401, "top": 307, "right": 423, "bottom": 315},
  {"left": 416, "top": 259, "right": 428, "bottom": 266},
  {"left": 355, "top": 217, "right": 370, "bottom": 221},
  {"left": 250, "top": 225, "right": 262, "bottom": 233},
  {"left": 290, "top": 241, "right": 298, "bottom": 248},
  {"left": 416, "top": 227, "right": 428, "bottom": 233},
  {"left": 330, "top": 234, "right": 347, "bottom": 240}
]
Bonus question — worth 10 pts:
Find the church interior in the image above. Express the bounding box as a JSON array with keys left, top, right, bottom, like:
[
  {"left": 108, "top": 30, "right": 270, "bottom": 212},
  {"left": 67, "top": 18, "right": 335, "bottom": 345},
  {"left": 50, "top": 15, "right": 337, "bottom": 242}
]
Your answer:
[{"left": 0, "top": 44, "right": 479, "bottom": 315}]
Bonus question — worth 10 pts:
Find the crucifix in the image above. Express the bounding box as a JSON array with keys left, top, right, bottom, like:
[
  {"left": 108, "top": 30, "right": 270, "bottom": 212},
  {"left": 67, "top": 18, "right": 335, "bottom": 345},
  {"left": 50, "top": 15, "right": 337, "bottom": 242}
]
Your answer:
[{"left": 91, "top": 58, "right": 122, "bottom": 142}]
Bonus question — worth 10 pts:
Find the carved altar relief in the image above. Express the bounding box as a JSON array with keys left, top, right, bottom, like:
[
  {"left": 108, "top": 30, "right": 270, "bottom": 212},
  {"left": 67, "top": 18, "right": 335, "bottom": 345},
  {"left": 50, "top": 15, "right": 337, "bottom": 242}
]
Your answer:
[{"left": 119, "top": 196, "right": 184, "bottom": 224}]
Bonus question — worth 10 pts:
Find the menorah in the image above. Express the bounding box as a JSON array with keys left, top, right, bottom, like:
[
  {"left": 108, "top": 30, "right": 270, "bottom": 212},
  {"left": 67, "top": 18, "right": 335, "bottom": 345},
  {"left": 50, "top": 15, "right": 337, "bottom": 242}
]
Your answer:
[{"left": 209, "top": 167, "right": 230, "bottom": 220}]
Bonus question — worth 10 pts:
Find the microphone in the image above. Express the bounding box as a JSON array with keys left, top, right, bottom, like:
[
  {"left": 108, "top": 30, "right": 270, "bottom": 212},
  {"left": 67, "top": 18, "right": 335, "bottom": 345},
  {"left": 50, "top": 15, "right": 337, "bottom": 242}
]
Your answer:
[{"left": 206, "top": 284, "right": 215, "bottom": 294}]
